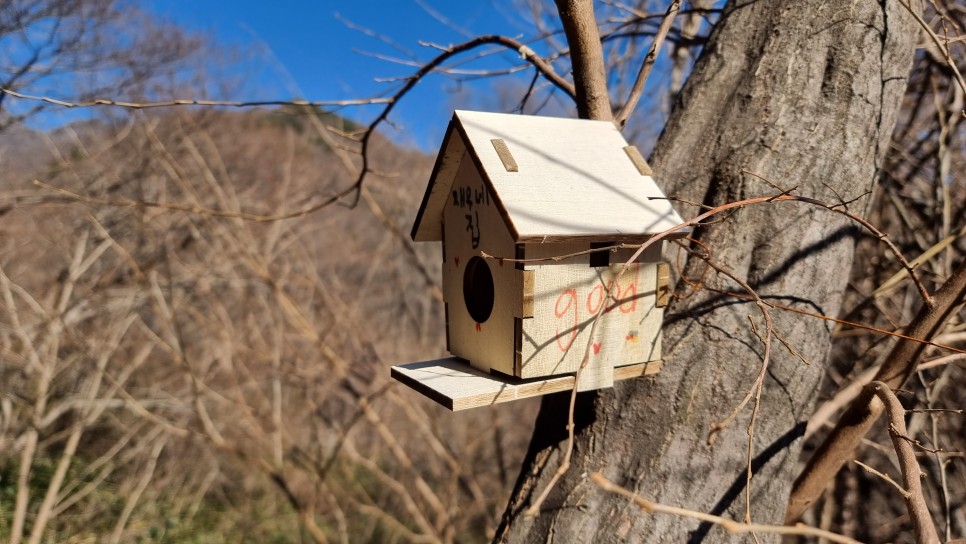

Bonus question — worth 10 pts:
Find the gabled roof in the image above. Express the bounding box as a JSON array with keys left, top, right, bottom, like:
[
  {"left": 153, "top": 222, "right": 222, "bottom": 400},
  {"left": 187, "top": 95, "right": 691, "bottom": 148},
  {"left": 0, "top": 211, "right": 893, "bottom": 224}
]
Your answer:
[{"left": 411, "top": 110, "right": 687, "bottom": 244}]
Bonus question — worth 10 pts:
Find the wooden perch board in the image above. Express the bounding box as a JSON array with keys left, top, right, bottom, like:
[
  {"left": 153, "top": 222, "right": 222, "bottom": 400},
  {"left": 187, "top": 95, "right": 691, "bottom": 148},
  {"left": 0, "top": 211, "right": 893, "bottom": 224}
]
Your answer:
[{"left": 391, "top": 357, "right": 662, "bottom": 411}]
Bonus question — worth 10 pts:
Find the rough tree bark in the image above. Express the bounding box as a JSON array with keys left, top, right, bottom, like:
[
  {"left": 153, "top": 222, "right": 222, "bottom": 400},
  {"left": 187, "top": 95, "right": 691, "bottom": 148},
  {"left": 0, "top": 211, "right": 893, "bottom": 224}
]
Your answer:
[{"left": 496, "top": 0, "right": 919, "bottom": 542}]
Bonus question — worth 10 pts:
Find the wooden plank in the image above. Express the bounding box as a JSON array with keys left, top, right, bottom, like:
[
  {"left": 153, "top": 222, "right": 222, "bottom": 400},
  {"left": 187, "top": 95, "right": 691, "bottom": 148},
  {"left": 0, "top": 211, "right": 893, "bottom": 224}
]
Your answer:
[
  {"left": 519, "top": 260, "right": 663, "bottom": 379},
  {"left": 391, "top": 357, "right": 662, "bottom": 411},
  {"left": 512, "top": 269, "right": 534, "bottom": 318},
  {"left": 443, "top": 156, "right": 519, "bottom": 376},
  {"left": 576, "top": 357, "right": 614, "bottom": 391},
  {"left": 516, "top": 231, "right": 688, "bottom": 244},
  {"left": 656, "top": 262, "right": 671, "bottom": 308},
  {"left": 411, "top": 122, "right": 466, "bottom": 242},
  {"left": 490, "top": 139, "right": 518, "bottom": 172},
  {"left": 520, "top": 240, "right": 663, "bottom": 268}
]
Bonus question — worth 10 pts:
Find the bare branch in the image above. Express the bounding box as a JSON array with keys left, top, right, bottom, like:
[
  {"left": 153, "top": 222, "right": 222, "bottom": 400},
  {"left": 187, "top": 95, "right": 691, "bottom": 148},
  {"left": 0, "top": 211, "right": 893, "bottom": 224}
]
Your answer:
[
  {"left": 30, "top": 179, "right": 350, "bottom": 222},
  {"left": 852, "top": 460, "right": 910, "bottom": 497},
  {"left": 742, "top": 170, "right": 932, "bottom": 305},
  {"left": 896, "top": 0, "right": 966, "bottom": 109},
  {"left": 591, "top": 472, "right": 862, "bottom": 544},
  {"left": 869, "top": 382, "right": 941, "bottom": 544},
  {"left": 350, "top": 33, "right": 577, "bottom": 209},
  {"left": 615, "top": 0, "right": 681, "bottom": 127},
  {"left": 788, "top": 259, "right": 966, "bottom": 522},
  {"left": 555, "top": 0, "right": 612, "bottom": 120},
  {"left": 0, "top": 88, "right": 391, "bottom": 109}
]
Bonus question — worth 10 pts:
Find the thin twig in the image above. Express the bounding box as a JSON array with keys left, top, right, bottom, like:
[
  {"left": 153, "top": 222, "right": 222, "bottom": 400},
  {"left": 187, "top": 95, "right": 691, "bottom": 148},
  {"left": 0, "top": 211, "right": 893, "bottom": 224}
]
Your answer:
[
  {"left": 852, "top": 460, "right": 910, "bottom": 498},
  {"left": 590, "top": 472, "right": 863, "bottom": 544},
  {"left": 687, "top": 283, "right": 966, "bottom": 355},
  {"left": 615, "top": 0, "right": 681, "bottom": 127},
  {"left": 350, "top": 33, "right": 576, "bottom": 209},
  {"left": 524, "top": 254, "right": 626, "bottom": 516},
  {"left": 482, "top": 242, "right": 639, "bottom": 263},
  {"left": 522, "top": 362, "right": 581, "bottom": 517},
  {"left": 906, "top": 408, "right": 964, "bottom": 414},
  {"left": 492, "top": 178, "right": 933, "bottom": 306},
  {"left": 700, "top": 262, "right": 773, "bottom": 446},
  {"left": 741, "top": 170, "right": 932, "bottom": 305},
  {"left": 0, "top": 88, "right": 391, "bottom": 109},
  {"left": 916, "top": 360, "right": 955, "bottom": 541},
  {"left": 895, "top": 0, "right": 966, "bottom": 106},
  {"left": 510, "top": 184, "right": 961, "bottom": 519},
  {"left": 687, "top": 252, "right": 774, "bottom": 524},
  {"left": 31, "top": 179, "right": 347, "bottom": 222}
]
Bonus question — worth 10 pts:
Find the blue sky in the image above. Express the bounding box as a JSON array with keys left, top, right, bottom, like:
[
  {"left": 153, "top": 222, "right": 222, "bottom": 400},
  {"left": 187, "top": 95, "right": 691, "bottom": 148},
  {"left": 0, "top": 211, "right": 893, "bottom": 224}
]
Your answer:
[
  {"left": 145, "top": 1, "right": 568, "bottom": 151},
  {"left": 6, "top": 2, "right": 692, "bottom": 153}
]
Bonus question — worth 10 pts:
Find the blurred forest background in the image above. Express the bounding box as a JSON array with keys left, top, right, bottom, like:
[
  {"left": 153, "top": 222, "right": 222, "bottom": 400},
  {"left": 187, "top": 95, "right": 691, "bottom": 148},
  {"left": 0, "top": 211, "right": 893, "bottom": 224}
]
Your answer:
[{"left": 0, "top": 1, "right": 964, "bottom": 543}]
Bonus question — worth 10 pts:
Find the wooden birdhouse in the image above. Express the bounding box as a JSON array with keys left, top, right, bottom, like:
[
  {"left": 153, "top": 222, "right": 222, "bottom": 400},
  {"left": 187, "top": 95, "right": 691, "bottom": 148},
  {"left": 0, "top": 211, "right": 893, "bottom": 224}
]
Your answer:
[{"left": 391, "top": 110, "right": 687, "bottom": 410}]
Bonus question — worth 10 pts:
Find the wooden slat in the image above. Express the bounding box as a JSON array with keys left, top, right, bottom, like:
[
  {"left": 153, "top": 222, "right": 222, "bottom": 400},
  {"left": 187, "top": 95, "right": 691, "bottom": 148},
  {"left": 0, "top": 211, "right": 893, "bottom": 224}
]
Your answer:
[
  {"left": 391, "top": 357, "right": 662, "bottom": 411},
  {"left": 623, "top": 145, "right": 653, "bottom": 176},
  {"left": 490, "top": 139, "right": 518, "bottom": 172},
  {"left": 410, "top": 121, "right": 465, "bottom": 242},
  {"left": 512, "top": 269, "right": 534, "bottom": 318},
  {"left": 656, "top": 262, "right": 671, "bottom": 308}
]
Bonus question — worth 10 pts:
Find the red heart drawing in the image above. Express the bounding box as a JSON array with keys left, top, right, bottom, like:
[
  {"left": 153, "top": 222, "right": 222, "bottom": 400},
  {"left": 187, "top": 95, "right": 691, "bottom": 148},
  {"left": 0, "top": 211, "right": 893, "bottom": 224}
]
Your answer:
[
  {"left": 455, "top": 256, "right": 460, "bottom": 267},
  {"left": 592, "top": 342, "right": 602, "bottom": 354}
]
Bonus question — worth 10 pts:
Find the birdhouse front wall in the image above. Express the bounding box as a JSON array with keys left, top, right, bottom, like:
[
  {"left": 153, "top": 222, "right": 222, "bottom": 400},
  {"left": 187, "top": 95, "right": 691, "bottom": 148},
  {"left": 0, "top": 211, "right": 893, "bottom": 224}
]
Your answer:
[
  {"left": 442, "top": 152, "right": 522, "bottom": 376},
  {"left": 517, "top": 243, "right": 664, "bottom": 382}
]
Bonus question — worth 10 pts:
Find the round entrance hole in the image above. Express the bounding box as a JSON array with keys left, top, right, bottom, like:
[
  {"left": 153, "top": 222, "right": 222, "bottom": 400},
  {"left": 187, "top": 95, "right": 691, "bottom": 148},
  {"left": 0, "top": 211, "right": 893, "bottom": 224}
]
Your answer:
[{"left": 462, "top": 256, "right": 494, "bottom": 323}]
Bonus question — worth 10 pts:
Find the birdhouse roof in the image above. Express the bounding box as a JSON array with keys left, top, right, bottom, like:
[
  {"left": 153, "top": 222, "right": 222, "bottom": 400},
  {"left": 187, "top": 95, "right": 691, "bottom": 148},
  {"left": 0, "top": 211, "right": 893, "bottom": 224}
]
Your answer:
[{"left": 411, "top": 110, "right": 688, "bottom": 244}]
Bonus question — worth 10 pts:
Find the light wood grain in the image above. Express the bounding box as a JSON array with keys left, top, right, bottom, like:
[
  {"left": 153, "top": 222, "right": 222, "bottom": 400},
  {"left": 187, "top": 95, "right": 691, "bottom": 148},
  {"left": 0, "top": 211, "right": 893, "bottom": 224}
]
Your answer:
[
  {"left": 443, "top": 153, "right": 520, "bottom": 375},
  {"left": 576, "top": 356, "right": 614, "bottom": 391},
  {"left": 411, "top": 110, "right": 689, "bottom": 244},
  {"left": 391, "top": 357, "right": 663, "bottom": 411},
  {"left": 656, "top": 261, "right": 671, "bottom": 308},
  {"left": 413, "top": 110, "right": 679, "bottom": 383},
  {"left": 411, "top": 125, "right": 466, "bottom": 242},
  {"left": 457, "top": 110, "right": 687, "bottom": 240},
  {"left": 490, "top": 138, "right": 518, "bottom": 172},
  {"left": 520, "top": 260, "right": 663, "bottom": 379}
]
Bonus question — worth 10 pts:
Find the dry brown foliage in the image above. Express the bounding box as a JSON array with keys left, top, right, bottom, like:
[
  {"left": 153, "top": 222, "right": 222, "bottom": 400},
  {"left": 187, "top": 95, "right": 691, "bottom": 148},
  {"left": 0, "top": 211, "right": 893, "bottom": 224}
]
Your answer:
[
  {"left": 0, "top": 108, "right": 538, "bottom": 542},
  {"left": 795, "top": 2, "right": 966, "bottom": 541}
]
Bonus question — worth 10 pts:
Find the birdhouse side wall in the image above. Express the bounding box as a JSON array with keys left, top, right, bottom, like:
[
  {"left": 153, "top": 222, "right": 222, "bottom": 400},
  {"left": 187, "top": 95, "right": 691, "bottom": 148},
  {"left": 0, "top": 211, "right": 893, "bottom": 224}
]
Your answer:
[
  {"left": 518, "top": 243, "right": 664, "bottom": 380},
  {"left": 442, "top": 152, "right": 520, "bottom": 375}
]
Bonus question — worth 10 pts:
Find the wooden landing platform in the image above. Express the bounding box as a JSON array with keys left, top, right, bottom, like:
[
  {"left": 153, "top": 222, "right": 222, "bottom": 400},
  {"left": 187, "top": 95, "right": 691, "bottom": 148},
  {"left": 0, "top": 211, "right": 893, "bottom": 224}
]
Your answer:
[{"left": 390, "top": 357, "right": 662, "bottom": 411}]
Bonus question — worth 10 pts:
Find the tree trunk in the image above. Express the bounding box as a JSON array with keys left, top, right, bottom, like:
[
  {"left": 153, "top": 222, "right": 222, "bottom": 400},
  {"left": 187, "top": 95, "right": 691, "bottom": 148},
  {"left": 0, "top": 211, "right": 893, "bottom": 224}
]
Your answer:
[{"left": 496, "top": 0, "right": 919, "bottom": 542}]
